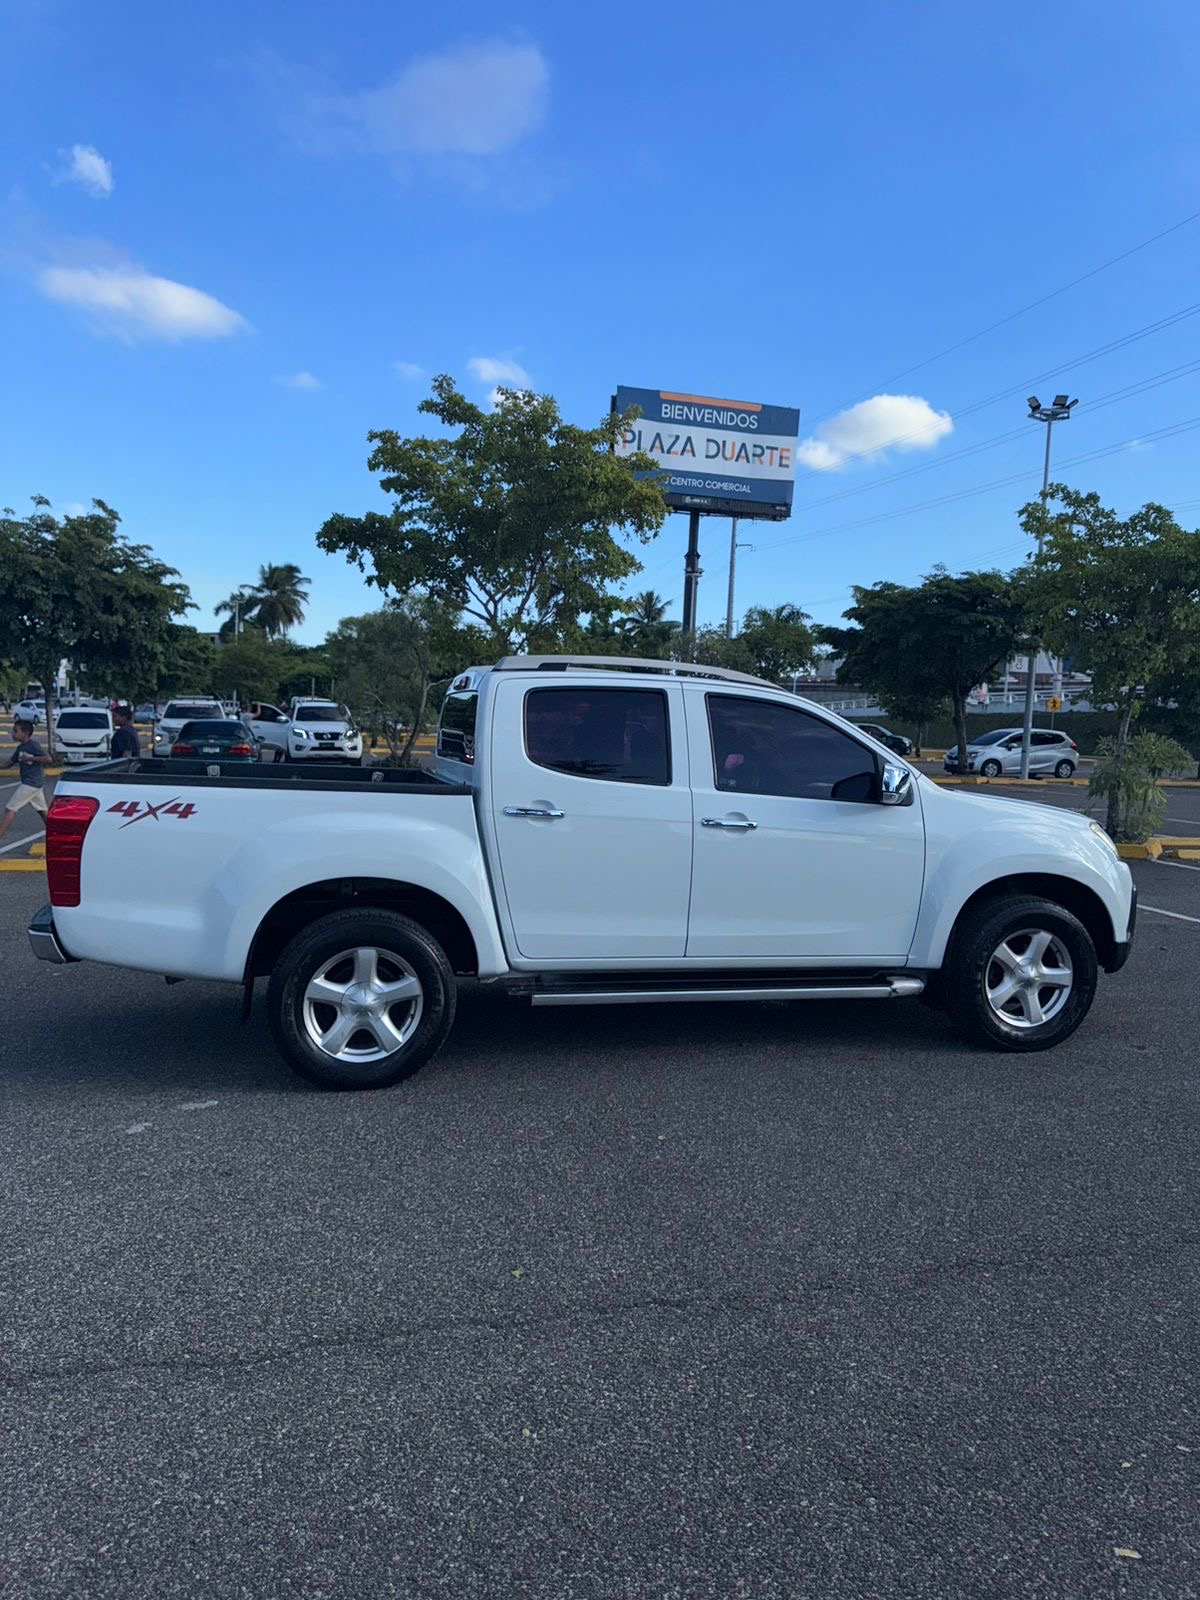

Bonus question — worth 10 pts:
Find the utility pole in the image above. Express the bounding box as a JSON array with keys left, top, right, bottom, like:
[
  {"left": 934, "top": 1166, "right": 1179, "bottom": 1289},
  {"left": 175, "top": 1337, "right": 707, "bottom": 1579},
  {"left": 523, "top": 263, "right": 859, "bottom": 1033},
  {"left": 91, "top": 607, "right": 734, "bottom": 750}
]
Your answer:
[
  {"left": 1018, "top": 394, "right": 1077, "bottom": 778},
  {"left": 724, "top": 519, "right": 754, "bottom": 638}
]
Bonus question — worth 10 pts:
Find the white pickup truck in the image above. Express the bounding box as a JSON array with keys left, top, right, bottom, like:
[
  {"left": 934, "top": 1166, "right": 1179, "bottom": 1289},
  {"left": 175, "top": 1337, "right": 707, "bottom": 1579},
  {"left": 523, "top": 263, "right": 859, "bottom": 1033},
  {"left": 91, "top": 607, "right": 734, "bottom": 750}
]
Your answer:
[{"left": 28, "top": 656, "right": 1136, "bottom": 1090}]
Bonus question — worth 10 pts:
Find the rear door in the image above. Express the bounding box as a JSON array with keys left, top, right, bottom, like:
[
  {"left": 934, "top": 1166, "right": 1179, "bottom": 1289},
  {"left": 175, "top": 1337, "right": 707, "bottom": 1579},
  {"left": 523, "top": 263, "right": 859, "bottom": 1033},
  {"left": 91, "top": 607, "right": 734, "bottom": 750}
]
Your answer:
[
  {"left": 684, "top": 689, "right": 926, "bottom": 960},
  {"left": 487, "top": 678, "right": 693, "bottom": 959}
]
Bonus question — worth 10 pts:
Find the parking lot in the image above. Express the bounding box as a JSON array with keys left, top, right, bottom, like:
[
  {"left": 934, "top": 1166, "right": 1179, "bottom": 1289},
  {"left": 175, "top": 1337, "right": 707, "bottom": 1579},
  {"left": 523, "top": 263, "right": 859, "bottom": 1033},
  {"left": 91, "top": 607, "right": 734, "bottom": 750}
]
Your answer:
[{"left": 2, "top": 778, "right": 1198, "bottom": 1597}]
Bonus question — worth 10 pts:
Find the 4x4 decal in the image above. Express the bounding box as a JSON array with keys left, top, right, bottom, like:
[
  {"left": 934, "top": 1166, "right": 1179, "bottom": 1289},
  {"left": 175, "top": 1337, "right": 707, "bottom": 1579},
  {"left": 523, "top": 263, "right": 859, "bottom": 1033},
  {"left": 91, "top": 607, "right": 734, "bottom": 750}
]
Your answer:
[{"left": 107, "top": 798, "right": 197, "bottom": 829}]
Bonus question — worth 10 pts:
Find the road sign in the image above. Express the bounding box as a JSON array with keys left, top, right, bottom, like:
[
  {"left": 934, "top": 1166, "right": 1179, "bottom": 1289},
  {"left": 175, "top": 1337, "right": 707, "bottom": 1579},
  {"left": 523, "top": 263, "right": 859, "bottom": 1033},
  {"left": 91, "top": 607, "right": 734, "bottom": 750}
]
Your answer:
[{"left": 1046, "top": 696, "right": 1063, "bottom": 712}]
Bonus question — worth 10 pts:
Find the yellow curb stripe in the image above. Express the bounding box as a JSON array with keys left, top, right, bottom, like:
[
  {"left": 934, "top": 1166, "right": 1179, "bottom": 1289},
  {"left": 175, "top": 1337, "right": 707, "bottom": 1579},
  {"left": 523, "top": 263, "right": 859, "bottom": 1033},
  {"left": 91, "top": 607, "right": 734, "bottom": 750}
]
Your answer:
[{"left": 0, "top": 858, "right": 46, "bottom": 872}]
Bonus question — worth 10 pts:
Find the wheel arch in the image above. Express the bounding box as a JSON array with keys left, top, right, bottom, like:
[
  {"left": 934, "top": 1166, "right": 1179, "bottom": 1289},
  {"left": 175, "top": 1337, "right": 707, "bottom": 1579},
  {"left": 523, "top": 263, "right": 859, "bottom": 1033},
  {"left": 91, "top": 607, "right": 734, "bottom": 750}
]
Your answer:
[
  {"left": 244, "top": 877, "right": 479, "bottom": 982},
  {"left": 945, "top": 874, "right": 1118, "bottom": 970}
]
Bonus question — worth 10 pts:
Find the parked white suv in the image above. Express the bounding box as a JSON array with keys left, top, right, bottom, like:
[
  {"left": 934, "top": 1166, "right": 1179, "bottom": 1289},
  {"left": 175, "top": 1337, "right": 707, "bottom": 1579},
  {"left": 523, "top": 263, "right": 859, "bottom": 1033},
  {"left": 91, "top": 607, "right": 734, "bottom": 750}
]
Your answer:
[
  {"left": 152, "top": 699, "right": 226, "bottom": 758},
  {"left": 52, "top": 708, "right": 113, "bottom": 763},
  {"left": 945, "top": 728, "right": 1079, "bottom": 778},
  {"left": 286, "top": 701, "right": 363, "bottom": 764}
]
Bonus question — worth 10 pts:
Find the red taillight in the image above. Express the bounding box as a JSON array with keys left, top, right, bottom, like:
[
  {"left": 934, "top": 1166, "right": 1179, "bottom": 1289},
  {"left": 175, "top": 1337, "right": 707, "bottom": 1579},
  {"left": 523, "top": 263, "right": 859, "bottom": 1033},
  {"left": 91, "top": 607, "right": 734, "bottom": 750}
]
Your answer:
[
  {"left": 1069, "top": 741, "right": 1078, "bottom": 750},
  {"left": 227, "top": 744, "right": 253, "bottom": 756},
  {"left": 46, "top": 795, "right": 100, "bottom": 907},
  {"left": 172, "top": 743, "right": 195, "bottom": 756}
]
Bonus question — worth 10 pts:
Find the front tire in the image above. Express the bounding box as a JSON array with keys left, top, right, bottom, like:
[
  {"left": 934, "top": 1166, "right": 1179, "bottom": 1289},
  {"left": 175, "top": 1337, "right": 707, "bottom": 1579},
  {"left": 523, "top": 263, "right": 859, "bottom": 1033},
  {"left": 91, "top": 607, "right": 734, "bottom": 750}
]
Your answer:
[
  {"left": 942, "top": 895, "right": 1097, "bottom": 1052},
  {"left": 268, "top": 909, "right": 456, "bottom": 1089},
  {"left": 979, "top": 759, "right": 1003, "bottom": 778}
]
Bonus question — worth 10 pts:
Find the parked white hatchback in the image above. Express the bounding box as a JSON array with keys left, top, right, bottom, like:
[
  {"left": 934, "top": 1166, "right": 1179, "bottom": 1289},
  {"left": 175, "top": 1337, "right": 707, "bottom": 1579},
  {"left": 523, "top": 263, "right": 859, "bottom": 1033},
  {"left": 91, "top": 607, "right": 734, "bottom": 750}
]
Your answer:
[
  {"left": 944, "top": 727, "right": 1079, "bottom": 778},
  {"left": 52, "top": 708, "right": 113, "bottom": 763}
]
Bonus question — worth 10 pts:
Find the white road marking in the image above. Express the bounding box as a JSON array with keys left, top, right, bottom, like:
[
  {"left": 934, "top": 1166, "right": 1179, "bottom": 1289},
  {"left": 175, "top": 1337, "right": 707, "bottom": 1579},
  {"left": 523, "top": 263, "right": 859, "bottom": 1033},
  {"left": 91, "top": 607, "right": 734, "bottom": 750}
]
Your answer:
[
  {"left": 0, "top": 830, "right": 43, "bottom": 856},
  {"left": 1141, "top": 904, "right": 1200, "bottom": 924},
  {"left": 1157, "top": 859, "right": 1200, "bottom": 873},
  {"left": 179, "top": 1099, "right": 219, "bottom": 1112},
  {"left": 125, "top": 1122, "right": 152, "bottom": 1134}
]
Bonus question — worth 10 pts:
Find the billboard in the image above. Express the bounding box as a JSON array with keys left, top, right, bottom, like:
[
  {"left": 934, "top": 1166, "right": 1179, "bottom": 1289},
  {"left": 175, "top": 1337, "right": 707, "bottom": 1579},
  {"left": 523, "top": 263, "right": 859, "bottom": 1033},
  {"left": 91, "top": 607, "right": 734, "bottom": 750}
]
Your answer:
[{"left": 613, "top": 386, "right": 800, "bottom": 520}]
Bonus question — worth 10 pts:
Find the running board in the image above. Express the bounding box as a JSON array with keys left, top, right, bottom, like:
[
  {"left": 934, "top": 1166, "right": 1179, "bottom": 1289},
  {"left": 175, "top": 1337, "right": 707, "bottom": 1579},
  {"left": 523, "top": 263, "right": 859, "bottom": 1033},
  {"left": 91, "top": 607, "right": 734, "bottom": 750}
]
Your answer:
[{"left": 530, "top": 977, "right": 925, "bottom": 1007}]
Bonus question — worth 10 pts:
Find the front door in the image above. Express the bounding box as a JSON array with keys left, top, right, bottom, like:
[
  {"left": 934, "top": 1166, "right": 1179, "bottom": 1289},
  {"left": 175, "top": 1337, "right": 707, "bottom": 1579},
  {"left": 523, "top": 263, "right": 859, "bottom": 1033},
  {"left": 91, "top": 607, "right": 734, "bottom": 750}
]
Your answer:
[
  {"left": 488, "top": 679, "right": 693, "bottom": 960},
  {"left": 685, "top": 691, "right": 926, "bottom": 960}
]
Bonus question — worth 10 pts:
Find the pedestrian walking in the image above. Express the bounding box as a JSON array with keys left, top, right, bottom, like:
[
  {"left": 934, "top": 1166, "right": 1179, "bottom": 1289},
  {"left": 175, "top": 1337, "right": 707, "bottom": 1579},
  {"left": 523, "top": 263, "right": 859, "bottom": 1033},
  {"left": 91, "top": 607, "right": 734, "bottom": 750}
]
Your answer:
[
  {"left": 110, "top": 705, "right": 140, "bottom": 761},
  {"left": 0, "top": 718, "right": 53, "bottom": 843}
]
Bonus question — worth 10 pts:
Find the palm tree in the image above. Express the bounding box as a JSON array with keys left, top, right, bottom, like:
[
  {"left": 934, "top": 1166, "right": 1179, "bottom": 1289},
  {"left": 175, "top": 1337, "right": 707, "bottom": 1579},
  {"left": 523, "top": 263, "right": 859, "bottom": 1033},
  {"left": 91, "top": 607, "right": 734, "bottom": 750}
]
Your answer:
[
  {"left": 213, "top": 587, "right": 254, "bottom": 640},
  {"left": 244, "top": 563, "right": 310, "bottom": 639},
  {"left": 617, "top": 591, "right": 680, "bottom": 659}
]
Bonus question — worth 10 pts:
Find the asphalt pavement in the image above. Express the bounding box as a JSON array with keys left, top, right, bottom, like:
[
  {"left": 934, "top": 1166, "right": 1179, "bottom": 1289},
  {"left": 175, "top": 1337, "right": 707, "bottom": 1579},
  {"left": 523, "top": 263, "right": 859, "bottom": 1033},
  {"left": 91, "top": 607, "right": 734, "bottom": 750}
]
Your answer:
[{"left": 2, "top": 809, "right": 1199, "bottom": 1597}]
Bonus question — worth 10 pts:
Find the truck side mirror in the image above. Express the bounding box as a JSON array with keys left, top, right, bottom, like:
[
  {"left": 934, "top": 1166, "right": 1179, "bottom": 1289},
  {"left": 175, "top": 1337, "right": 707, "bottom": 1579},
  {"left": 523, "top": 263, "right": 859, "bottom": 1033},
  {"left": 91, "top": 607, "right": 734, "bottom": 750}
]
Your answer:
[{"left": 879, "top": 764, "right": 914, "bottom": 806}]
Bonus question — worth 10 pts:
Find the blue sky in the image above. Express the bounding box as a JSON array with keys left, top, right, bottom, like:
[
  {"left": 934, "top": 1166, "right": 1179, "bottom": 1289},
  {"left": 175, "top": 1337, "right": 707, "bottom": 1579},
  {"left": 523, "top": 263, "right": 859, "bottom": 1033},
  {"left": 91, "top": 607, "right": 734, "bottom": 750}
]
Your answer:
[{"left": 2, "top": 0, "right": 1199, "bottom": 645}]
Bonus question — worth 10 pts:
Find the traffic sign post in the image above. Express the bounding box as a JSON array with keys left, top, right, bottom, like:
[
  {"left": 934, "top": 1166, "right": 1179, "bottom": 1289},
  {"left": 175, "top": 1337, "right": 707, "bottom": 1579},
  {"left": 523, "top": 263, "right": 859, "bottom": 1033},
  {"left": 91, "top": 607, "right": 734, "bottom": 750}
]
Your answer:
[{"left": 1047, "top": 694, "right": 1063, "bottom": 726}]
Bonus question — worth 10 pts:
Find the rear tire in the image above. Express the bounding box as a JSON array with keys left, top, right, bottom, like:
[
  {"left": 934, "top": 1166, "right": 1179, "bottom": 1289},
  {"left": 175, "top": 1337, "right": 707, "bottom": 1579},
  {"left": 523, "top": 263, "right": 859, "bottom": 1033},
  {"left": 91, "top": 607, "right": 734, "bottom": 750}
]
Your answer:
[
  {"left": 943, "top": 895, "right": 1097, "bottom": 1052},
  {"left": 1054, "top": 758, "right": 1075, "bottom": 778},
  {"left": 268, "top": 909, "right": 456, "bottom": 1089}
]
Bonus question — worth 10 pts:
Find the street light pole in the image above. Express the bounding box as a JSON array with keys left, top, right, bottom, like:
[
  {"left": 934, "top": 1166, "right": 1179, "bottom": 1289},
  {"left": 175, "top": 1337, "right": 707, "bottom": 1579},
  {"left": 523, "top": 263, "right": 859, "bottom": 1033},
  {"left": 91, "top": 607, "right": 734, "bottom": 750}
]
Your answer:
[
  {"left": 1018, "top": 394, "right": 1077, "bottom": 778},
  {"left": 725, "top": 518, "right": 739, "bottom": 638}
]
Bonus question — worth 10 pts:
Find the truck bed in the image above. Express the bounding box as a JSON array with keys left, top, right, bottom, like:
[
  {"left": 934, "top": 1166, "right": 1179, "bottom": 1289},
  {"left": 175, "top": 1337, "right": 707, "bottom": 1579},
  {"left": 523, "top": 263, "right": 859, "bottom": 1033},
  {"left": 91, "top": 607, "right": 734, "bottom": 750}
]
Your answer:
[{"left": 62, "top": 757, "right": 470, "bottom": 795}]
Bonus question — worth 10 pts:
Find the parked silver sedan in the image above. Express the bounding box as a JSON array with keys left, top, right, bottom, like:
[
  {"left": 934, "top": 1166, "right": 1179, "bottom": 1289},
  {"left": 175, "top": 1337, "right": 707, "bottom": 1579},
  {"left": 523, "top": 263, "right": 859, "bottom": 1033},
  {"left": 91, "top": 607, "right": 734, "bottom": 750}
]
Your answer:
[{"left": 944, "top": 727, "right": 1079, "bottom": 777}]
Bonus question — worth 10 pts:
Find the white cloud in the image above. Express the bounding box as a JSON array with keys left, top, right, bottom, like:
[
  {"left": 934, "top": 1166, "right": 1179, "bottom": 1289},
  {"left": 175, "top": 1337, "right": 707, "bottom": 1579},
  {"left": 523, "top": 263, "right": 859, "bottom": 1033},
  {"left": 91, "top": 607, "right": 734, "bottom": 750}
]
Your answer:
[
  {"left": 393, "top": 360, "right": 423, "bottom": 379},
  {"left": 57, "top": 144, "right": 114, "bottom": 197},
  {"left": 279, "top": 370, "right": 320, "bottom": 389},
  {"left": 468, "top": 355, "right": 530, "bottom": 387},
  {"left": 796, "top": 393, "right": 953, "bottom": 472},
  {"left": 36, "top": 264, "right": 248, "bottom": 341},
  {"left": 290, "top": 41, "right": 548, "bottom": 159}
]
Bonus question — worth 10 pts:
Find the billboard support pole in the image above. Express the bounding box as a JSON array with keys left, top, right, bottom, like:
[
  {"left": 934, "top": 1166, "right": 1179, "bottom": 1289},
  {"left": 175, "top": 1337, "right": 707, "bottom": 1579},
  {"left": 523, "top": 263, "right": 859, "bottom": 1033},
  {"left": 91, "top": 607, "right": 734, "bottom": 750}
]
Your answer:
[{"left": 682, "top": 510, "right": 702, "bottom": 645}]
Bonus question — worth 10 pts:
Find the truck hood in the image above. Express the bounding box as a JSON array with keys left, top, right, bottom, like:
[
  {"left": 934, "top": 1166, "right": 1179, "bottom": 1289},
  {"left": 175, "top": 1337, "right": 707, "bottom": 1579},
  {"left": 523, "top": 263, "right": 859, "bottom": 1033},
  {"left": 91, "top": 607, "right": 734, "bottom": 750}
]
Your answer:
[{"left": 924, "top": 777, "right": 1095, "bottom": 838}]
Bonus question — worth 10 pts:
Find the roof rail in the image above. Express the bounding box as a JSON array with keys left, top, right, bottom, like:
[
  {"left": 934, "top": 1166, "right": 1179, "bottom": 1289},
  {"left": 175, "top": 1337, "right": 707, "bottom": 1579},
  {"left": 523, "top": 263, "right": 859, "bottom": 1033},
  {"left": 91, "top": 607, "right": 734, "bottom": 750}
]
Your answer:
[{"left": 491, "top": 654, "right": 778, "bottom": 689}]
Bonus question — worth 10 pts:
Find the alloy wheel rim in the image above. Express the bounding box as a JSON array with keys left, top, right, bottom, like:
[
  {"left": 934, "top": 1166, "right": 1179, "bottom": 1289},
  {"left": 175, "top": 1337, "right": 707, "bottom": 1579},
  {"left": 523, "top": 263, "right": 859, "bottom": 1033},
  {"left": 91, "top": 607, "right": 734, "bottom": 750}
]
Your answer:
[
  {"left": 984, "top": 927, "right": 1073, "bottom": 1030},
  {"left": 302, "top": 946, "right": 424, "bottom": 1062}
]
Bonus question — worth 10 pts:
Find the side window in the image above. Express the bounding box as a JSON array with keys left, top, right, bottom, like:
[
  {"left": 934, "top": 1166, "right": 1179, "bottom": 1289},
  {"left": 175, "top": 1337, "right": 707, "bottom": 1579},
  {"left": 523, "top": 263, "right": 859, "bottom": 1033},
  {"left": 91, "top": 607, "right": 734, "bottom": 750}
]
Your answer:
[
  {"left": 1031, "top": 730, "right": 1059, "bottom": 747},
  {"left": 524, "top": 687, "right": 670, "bottom": 785},
  {"left": 707, "top": 694, "right": 878, "bottom": 803},
  {"left": 438, "top": 692, "right": 478, "bottom": 764}
]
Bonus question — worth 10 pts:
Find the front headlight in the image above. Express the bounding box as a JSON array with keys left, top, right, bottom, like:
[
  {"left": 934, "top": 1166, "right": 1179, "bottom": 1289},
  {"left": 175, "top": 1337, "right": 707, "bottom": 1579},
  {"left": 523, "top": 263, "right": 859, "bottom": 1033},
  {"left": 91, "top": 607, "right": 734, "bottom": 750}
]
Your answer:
[
  {"left": 1089, "top": 821, "right": 1120, "bottom": 856},
  {"left": 291, "top": 726, "right": 309, "bottom": 739}
]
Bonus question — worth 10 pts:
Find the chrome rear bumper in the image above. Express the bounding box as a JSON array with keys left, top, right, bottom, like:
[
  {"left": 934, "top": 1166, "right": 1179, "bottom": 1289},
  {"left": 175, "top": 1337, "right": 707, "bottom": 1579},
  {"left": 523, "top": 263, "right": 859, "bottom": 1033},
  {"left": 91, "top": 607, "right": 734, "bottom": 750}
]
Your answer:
[{"left": 28, "top": 904, "right": 76, "bottom": 965}]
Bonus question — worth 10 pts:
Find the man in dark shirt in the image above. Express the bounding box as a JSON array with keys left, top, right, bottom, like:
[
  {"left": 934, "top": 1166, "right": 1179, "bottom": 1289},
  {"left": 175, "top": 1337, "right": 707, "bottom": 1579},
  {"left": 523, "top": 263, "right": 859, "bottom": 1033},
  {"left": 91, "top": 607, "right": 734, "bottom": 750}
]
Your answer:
[
  {"left": 0, "top": 718, "right": 53, "bottom": 842},
  {"left": 110, "top": 706, "right": 140, "bottom": 760}
]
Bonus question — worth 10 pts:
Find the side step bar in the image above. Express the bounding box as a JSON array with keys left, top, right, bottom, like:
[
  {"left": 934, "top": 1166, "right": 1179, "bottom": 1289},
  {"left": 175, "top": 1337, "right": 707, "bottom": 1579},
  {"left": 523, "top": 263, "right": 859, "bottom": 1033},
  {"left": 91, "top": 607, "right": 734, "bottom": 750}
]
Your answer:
[{"left": 531, "top": 977, "right": 925, "bottom": 1007}]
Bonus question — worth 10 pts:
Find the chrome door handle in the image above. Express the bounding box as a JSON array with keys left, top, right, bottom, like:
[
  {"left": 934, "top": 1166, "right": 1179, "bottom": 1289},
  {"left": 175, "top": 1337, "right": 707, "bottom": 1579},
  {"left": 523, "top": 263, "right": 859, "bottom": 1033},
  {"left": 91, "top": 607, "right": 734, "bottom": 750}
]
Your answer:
[
  {"left": 504, "top": 806, "right": 565, "bottom": 819},
  {"left": 701, "top": 816, "right": 757, "bottom": 830}
]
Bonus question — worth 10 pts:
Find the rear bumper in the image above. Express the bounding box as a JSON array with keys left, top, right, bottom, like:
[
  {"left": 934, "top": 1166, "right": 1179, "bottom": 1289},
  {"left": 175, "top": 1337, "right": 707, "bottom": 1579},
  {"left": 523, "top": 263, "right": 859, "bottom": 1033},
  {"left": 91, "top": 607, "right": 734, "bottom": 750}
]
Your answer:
[
  {"left": 28, "top": 904, "right": 77, "bottom": 965},
  {"left": 1105, "top": 884, "right": 1137, "bottom": 973}
]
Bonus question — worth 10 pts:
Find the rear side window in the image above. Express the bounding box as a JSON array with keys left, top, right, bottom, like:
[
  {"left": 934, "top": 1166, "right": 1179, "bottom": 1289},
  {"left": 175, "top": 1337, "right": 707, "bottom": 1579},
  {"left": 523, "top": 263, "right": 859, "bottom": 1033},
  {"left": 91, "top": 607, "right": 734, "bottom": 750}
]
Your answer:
[
  {"left": 524, "top": 687, "right": 670, "bottom": 785},
  {"left": 438, "top": 692, "right": 478, "bottom": 764},
  {"left": 1031, "top": 730, "right": 1065, "bottom": 746},
  {"left": 56, "top": 711, "right": 109, "bottom": 729}
]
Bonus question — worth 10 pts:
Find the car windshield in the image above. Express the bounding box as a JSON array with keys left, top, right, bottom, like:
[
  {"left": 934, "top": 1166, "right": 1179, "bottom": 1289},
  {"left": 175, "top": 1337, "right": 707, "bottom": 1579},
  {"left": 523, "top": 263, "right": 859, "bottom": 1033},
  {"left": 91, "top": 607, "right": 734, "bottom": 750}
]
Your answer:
[
  {"left": 969, "top": 729, "right": 1014, "bottom": 746},
  {"left": 296, "top": 705, "right": 350, "bottom": 723},
  {"left": 178, "top": 721, "right": 251, "bottom": 739},
  {"left": 165, "top": 702, "right": 221, "bottom": 719},
  {"left": 56, "top": 712, "right": 109, "bottom": 729}
]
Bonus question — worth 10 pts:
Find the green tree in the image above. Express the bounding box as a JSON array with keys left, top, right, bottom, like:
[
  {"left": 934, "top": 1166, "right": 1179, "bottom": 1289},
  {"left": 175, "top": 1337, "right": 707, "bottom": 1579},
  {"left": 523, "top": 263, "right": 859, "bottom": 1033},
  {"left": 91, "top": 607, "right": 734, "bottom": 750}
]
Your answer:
[
  {"left": 214, "top": 564, "right": 311, "bottom": 641},
  {"left": 325, "top": 597, "right": 486, "bottom": 762},
  {"left": 738, "top": 603, "right": 816, "bottom": 683},
  {"left": 1021, "top": 486, "right": 1200, "bottom": 832},
  {"left": 209, "top": 629, "right": 293, "bottom": 705},
  {"left": 316, "top": 376, "right": 668, "bottom": 652},
  {"left": 824, "top": 569, "right": 1024, "bottom": 771},
  {"left": 0, "top": 497, "right": 190, "bottom": 705},
  {"left": 159, "top": 625, "right": 218, "bottom": 699},
  {"left": 616, "top": 590, "right": 681, "bottom": 659}
]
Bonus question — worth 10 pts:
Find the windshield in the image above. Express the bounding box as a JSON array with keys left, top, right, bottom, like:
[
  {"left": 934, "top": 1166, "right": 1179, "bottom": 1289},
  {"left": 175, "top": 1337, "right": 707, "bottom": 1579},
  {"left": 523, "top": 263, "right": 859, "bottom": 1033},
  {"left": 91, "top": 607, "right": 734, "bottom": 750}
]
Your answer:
[
  {"left": 296, "top": 705, "right": 350, "bottom": 723},
  {"left": 56, "top": 712, "right": 109, "bottom": 729},
  {"left": 178, "top": 721, "right": 251, "bottom": 739},
  {"left": 165, "top": 702, "right": 222, "bottom": 719},
  {"left": 969, "top": 729, "right": 1014, "bottom": 746}
]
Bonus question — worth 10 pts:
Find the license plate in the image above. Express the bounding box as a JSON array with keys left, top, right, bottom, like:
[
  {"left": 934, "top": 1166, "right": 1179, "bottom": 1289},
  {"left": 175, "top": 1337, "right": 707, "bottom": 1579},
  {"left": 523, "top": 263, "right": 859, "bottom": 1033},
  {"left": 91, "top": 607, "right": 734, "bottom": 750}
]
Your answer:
[
  {"left": 201, "top": 746, "right": 220, "bottom": 754},
  {"left": 67, "top": 751, "right": 94, "bottom": 762}
]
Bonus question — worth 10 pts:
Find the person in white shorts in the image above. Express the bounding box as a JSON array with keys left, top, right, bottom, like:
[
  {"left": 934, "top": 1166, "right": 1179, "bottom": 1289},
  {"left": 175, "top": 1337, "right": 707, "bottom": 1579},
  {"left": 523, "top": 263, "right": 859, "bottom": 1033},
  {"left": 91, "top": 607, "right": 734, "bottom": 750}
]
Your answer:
[{"left": 0, "top": 718, "right": 53, "bottom": 843}]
